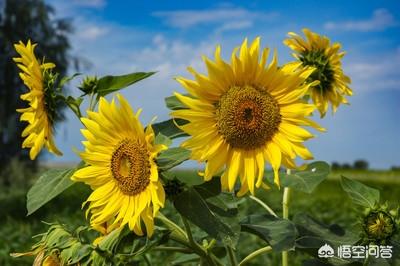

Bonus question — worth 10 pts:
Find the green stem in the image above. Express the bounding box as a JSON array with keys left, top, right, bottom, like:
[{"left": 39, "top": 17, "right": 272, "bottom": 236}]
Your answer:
[
  {"left": 249, "top": 195, "right": 278, "bottom": 217},
  {"left": 282, "top": 169, "right": 292, "bottom": 266},
  {"left": 156, "top": 213, "right": 187, "bottom": 240},
  {"left": 238, "top": 246, "right": 272, "bottom": 265},
  {"left": 226, "top": 245, "right": 238, "bottom": 266},
  {"left": 181, "top": 216, "right": 217, "bottom": 266},
  {"left": 153, "top": 246, "right": 192, "bottom": 254}
]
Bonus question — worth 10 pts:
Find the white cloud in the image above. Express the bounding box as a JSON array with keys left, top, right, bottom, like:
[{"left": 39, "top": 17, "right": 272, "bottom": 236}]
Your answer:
[
  {"left": 76, "top": 25, "right": 108, "bottom": 40},
  {"left": 324, "top": 8, "right": 398, "bottom": 32},
  {"left": 345, "top": 47, "right": 400, "bottom": 92},
  {"left": 152, "top": 7, "right": 278, "bottom": 30}
]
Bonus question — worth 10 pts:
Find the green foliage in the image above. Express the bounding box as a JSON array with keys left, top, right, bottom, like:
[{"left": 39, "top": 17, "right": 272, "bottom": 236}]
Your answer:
[
  {"left": 278, "top": 161, "right": 331, "bottom": 193},
  {"left": 157, "top": 147, "right": 191, "bottom": 171},
  {"left": 241, "top": 214, "right": 297, "bottom": 252},
  {"left": 174, "top": 187, "right": 239, "bottom": 246},
  {"left": 26, "top": 163, "right": 83, "bottom": 215},
  {"left": 95, "top": 72, "right": 156, "bottom": 97},
  {"left": 341, "top": 176, "right": 380, "bottom": 208},
  {"left": 165, "top": 95, "right": 187, "bottom": 110},
  {"left": 152, "top": 118, "right": 188, "bottom": 139}
]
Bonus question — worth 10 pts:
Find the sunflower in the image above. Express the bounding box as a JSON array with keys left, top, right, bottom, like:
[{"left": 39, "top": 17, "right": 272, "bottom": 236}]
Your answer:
[
  {"left": 284, "top": 28, "right": 352, "bottom": 117},
  {"left": 171, "top": 38, "right": 325, "bottom": 196},
  {"left": 13, "top": 40, "right": 62, "bottom": 159},
  {"left": 72, "top": 94, "right": 166, "bottom": 237}
]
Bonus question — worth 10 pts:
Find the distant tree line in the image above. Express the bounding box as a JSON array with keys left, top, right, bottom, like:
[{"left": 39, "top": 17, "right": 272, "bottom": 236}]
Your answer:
[{"left": 331, "top": 160, "right": 369, "bottom": 170}]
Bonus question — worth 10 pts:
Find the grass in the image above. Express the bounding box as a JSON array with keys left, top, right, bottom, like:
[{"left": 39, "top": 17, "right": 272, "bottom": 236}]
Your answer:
[{"left": 0, "top": 169, "right": 399, "bottom": 266}]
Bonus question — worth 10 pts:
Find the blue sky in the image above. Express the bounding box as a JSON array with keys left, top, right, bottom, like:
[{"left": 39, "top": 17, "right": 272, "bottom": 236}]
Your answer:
[{"left": 45, "top": 0, "right": 400, "bottom": 169}]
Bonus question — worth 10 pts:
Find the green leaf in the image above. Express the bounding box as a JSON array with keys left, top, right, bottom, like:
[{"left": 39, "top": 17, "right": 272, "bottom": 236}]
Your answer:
[
  {"left": 60, "top": 241, "right": 92, "bottom": 265},
  {"left": 154, "top": 133, "right": 172, "bottom": 146},
  {"left": 156, "top": 147, "right": 191, "bottom": 171},
  {"left": 193, "top": 177, "right": 221, "bottom": 199},
  {"left": 165, "top": 95, "right": 187, "bottom": 110},
  {"left": 98, "top": 226, "right": 129, "bottom": 253},
  {"left": 65, "top": 96, "right": 83, "bottom": 118},
  {"left": 27, "top": 165, "right": 81, "bottom": 215},
  {"left": 340, "top": 176, "right": 380, "bottom": 208},
  {"left": 240, "top": 214, "right": 297, "bottom": 252},
  {"left": 58, "top": 72, "right": 81, "bottom": 88},
  {"left": 293, "top": 213, "right": 359, "bottom": 265},
  {"left": 278, "top": 161, "right": 330, "bottom": 193},
  {"left": 174, "top": 188, "right": 238, "bottom": 245},
  {"left": 152, "top": 119, "right": 188, "bottom": 139},
  {"left": 96, "top": 72, "right": 156, "bottom": 97}
]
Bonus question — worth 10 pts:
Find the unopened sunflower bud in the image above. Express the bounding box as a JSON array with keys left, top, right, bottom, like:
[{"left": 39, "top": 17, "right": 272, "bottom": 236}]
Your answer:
[{"left": 78, "top": 76, "right": 98, "bottom": 94}]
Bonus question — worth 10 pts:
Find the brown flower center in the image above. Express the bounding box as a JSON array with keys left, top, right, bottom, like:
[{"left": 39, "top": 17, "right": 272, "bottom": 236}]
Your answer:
[
  {"left": 216, "top": 85, "right": 281, "bottom": 150},
  {"left": 111, "top": 139, "right": 151, "bottom": 195}
]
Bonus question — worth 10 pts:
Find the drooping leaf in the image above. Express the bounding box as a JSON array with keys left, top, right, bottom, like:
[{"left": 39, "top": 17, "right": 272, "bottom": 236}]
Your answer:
[
  {"left": 27, "top": 163, "right": 83, "bottom": 215},
  {"left": 152, "top": 118, "right": 188, "bottom": 139},
  {"left": 98, "top": 226, "right": 129, "bottom": 253},
  {"left": 340, "top": 176, "right": 380, "bottom": 208},
  {"left": 278, "top": 161, "right": 330, "bottom": 193},
  {"left": 96, "top": 72, "right": 156, "bottom": 97},
  {"left": 174, "top": 188, "right": 238, "bottom": 245},
  {"left": 240, "top": 214, "right": 297, "bottom": 252},
  {"left": 156, "top": 147, "right": 191, "bottom": 171}
]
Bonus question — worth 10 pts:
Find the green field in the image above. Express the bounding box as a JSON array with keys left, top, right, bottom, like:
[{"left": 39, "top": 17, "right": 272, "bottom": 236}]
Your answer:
[{"left": 1, "top": 169, "right": 399, "bottom": 266}]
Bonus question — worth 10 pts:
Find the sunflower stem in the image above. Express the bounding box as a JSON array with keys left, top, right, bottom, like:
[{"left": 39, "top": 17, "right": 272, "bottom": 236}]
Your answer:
[
  {"left": 238, "top": 246, "right": 273, "bottom": 265},
  {"left": 226, "top": 245, "right": 238, "bottom": 266},
  {"left": 249, "top": 195, "right": 278, "bottom": 217},
  {"left": 156, "top": 213, "right": 187, "bottom": 240},
  {"left": 153, "top": 246, "right": 192, "bottom": 254},
  {"left": 181, "top": 215, "right": 217, "bottom": 266},
  {"left": 282, "top": 169, "right": 292, "bottom": 266}
]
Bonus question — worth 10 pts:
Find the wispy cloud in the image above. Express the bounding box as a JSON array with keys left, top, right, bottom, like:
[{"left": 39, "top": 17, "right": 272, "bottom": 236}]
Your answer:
[
  {"left": 152, "top": 7, "right": 278, "bottom": 31},
  {"left": 324, "top": 8, "right": 398, "bottom": 32},
  {"left": 345, "top": 46, "right": 400, "bottom": 92},
  {"left": 71, "top": 0, "right": 106, "bottom": 9}
]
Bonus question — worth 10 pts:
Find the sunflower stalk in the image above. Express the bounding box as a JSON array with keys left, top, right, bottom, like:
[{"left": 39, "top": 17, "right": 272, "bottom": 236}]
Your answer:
[
  {"left": 282, "top": 169, "right": 292, "bottom": 266},
  {"left": 238, "top": 246, "right": 273, "bottom": 266},
  {"left": 249, "top": 195, "right": 278, "bottom": 217},
  {"left": 181, "top": 215, "right": 218, "bottom": 266}
]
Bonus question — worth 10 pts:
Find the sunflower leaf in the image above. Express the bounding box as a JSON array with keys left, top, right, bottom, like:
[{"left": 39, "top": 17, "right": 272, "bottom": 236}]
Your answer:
[
  {"left": 96, "top": 72, "right": 156, "bottom": 97},
  {"left": 165, "top": 95, "right": 187, "bottom": 110},
  {"left": 174, "top": 188, "right": 239, "bottom": 246},
  {"left": 156, "top": 147, "right": 191, "bottom": 171},
  {"left": 152, "top": 119, "right": 188, "bottom": 139},
  {"left": 240, "top": 214, "right": 297, "bottom": 252},
  {"left": 278, "top": 161, "right": 330, "bottom": 193},
  {"left": 26, "top": 162, "right": 84, "bottom": 215},
  {"left": 340, "top": 176, "right": 380, "bottom": 208}
]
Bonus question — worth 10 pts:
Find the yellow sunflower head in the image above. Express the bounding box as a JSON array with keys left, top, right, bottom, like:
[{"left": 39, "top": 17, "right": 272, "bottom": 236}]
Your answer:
[
  {"left": 284, "top": 28, "right": 352, "bottom": 117},
  {"left": 72, "top": 94, "right": 167, "bottom": 237},
  {"left": 13, "top": 40, "right": 62, "bottom": 160},
  {"left": 171, "top": 37, "right": 325, "bottom": 196}
]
